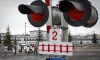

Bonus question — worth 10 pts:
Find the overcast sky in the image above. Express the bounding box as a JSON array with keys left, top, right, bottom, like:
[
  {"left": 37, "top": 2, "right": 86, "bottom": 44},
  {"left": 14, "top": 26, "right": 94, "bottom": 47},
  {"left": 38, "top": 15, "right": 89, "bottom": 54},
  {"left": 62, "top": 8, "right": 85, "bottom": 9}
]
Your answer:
[{"left": 0, "top": 0, "right": 100, "bottom": 35}]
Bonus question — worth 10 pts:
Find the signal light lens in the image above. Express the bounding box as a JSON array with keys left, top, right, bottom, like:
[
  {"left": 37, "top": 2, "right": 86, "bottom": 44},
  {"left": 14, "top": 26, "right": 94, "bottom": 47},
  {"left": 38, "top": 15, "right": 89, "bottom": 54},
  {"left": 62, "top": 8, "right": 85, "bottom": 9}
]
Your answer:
[
  {"left": 68, "top": 5, "right": 85, "bottom": 21},
  {"left": 59, "top": 1, "right": 85, "bottom": 21},
  {"left": 30, "top": 12, "right": 44, "bottom": 22}
]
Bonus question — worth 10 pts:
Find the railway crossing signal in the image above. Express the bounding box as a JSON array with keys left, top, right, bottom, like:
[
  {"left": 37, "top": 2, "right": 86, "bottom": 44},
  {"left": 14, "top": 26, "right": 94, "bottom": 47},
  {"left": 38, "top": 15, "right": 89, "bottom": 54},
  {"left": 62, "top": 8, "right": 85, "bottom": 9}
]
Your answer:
[
  {"left": 18, "top": 0, "right": 49, "bottom": 27},
  {"left": 59, "top": 0, "right": 98, "bottom": 27}
]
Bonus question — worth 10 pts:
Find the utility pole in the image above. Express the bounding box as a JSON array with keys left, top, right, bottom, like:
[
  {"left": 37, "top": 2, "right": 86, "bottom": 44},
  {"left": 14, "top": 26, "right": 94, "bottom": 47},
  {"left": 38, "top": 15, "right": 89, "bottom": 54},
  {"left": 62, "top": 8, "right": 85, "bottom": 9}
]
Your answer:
[
  {"left": 25, "top": 23, "right": 26, "bottom": 43},
  {"left": 61, "top": 14, "right": 68, "bottom": 42},
  {"left": 0, "top": 35, "right": 1, "bottom": 44},
  {"left": 14, "top": 36, "right": 17, "bottom": 55},
  {"left": 46, "top": 0, "right": 53, "bottom": 41},
  {"left": 61, "top": 10, "right": 68, "bottom": 58}
]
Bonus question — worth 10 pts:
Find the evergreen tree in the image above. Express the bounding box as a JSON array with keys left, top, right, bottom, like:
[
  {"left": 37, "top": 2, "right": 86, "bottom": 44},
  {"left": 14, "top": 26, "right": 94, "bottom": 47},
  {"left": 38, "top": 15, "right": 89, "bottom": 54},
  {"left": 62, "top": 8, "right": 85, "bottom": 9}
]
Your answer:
[
  {"left": 80, "top": 40, "right": 83, "bottom": 48},
  {"left": 92, "top": 33, "right": 97, "bottom": 44},
  {"left": 3, "top": 26, "right": 12, "bottom": 46},
  {"left": 68, "top": 31, "right": 73, "bottom": 42},
  {"left": 36, "top": 28, "right": 43, "bottom": 47},
  {"left": 36, "top": 30, "right": 43, "bottom": 41},
  {"left": 80, "top": 40, "right": 83, "bottom": 45}
]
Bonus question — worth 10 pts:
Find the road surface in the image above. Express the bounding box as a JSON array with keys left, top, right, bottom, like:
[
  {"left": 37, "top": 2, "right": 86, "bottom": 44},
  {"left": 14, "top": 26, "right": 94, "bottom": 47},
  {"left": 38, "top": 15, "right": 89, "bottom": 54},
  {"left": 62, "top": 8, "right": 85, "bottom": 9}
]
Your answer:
[{"left": 0, "top": 48, "right": 100, "bottom": 60}]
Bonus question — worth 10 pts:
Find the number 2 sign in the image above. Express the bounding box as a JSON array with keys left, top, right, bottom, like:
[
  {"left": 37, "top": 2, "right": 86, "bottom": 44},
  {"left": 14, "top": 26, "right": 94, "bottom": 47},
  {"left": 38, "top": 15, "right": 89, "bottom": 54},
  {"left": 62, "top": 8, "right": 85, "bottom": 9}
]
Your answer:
[{"left": 49, "top": 29, "right": 61, "bottom": 42}]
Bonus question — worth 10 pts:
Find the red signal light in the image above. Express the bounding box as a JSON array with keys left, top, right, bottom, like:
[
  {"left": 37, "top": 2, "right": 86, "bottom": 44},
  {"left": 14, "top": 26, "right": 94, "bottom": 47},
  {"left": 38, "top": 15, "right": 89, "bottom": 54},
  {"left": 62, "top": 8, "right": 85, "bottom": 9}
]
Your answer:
[
  {"left": 68, "top": 5, "right": 85, "bottom": 21},
  {"left": 29, "top": 12, "right": 44, "bottom": 22}
]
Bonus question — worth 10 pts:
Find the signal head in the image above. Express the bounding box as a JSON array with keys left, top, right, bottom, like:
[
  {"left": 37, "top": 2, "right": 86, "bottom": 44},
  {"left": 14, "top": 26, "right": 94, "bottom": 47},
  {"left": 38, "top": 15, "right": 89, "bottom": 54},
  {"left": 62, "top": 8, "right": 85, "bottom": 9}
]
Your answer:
[
  {"left": 58, "top": 0, "right": 92, "bottom": 27},
  {"left": 18, "top": 1, "right": 49, "bottom": 27}
]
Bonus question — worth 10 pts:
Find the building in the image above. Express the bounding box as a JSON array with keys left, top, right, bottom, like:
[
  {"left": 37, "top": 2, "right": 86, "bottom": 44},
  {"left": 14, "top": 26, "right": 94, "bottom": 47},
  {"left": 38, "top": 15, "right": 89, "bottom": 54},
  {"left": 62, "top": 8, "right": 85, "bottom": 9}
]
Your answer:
[
  {"left": 72, "top": 34, "right": 100, "bottom": 45},
  {"left": 0, "top": 31, "right": 100, "bottom": 46},
  {"left": 0, "top": 30, "right": 46, "bottom": 45},
  {"left": 30, "top": 30, "right": 47, "bottom": 40}
]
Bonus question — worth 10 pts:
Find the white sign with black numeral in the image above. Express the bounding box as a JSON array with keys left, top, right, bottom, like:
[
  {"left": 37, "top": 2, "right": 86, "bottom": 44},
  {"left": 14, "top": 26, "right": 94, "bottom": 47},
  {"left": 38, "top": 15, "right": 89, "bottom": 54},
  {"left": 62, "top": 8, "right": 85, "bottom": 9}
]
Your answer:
[{"left": 49, "top": 29, "right": 61, "bottom": 42}]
